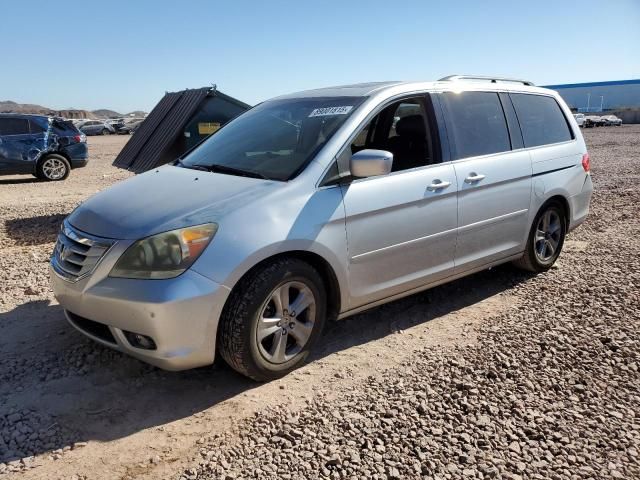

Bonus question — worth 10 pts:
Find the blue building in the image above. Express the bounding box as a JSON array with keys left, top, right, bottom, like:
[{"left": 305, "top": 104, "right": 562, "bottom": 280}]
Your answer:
[{"left": 544, "top": 79, "right": 640, "bottom": 113}]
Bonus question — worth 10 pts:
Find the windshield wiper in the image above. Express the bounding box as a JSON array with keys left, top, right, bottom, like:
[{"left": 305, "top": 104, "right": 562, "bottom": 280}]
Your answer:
[
  {"left": 175, "top": 159, "right": 209, "bottom": 171},
  {"left": 176, "top": 159, "right": 270, "bottom": 180},
  {"left": 193, "top": 163, "right": 270, "bottom": 180}
]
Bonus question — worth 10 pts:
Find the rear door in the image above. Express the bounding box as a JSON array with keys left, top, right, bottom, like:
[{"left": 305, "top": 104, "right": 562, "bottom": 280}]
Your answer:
[
  {"left": 509, "top": 92, "right": 582, "bottom": 218},
  {"left": 28, "top": 117, "right": 48, "bottom": 154},
  {"left": 0, "top": 117, "right": 35, "bottom": 173},
  {"left": 437, "top": 90, "right": 532, "bottom": 271}
]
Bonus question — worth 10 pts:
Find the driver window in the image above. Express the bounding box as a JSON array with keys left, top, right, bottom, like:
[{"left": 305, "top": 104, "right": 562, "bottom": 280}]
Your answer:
[{"left": 349, "top": 96, "right": 435, "bottom": 173}]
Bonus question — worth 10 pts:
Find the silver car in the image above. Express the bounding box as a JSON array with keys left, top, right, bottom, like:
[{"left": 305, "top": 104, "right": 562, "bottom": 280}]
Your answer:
[
  {"left": 79, "top": 120, "right": 115, "bottom": 136},
  {"left": 50, "top": 76, "right": 593, "bottom": 380}
]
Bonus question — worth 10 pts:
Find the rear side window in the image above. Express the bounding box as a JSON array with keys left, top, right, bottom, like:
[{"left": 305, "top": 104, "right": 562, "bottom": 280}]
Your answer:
[
  {"left": 53, "top": 119, "right": 80, "bottom": 135},
  {"left": 510, "top": 94, "right": 573, "bottom": 148},
  {"left": 0, "top": 117, "right": 30, "bottom": 135},
  {"left": 29, "top": 119, "right": 47, "bottom": 133},
  {"left": 440, "top": 92, "right": 511, "bottom": 160}
]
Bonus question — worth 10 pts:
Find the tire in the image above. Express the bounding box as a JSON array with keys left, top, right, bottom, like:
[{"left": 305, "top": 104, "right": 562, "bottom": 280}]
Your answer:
[
  {"left": 513, "top": 202, "right": 566, "bottom": 272},
  {"left": 37, "top": 154, "right": 70, "bottom": 181},
  {"left": 218, "top": 258, "right": 327, "bottom": 381},
  {"left": 101, "top": 128, "right": 110, "bottom": 135}
]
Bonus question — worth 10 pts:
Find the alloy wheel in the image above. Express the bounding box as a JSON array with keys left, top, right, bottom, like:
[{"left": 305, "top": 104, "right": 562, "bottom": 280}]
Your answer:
[
  {"left": 256, "top": 281, "right": 316, "bottom": 364},
  {"left": 42, "top": 157, "right": 67, "bottom": 180},
  {"left": 534, "top": 209, "right": 562, "bottom": 262}
]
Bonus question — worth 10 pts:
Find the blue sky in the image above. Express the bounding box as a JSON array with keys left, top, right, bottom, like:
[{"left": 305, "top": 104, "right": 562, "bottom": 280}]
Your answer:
[{"left": 2, "top": 0, "right": 639, "bottom": 113}]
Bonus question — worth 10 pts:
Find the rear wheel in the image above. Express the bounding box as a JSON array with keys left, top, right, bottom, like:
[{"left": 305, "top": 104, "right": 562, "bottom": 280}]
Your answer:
[
  {"left": 101, "top": 128, "right": 110, "bottom": 135},
  {"left": 218, "top": 258, "right": 327, "bottom": 381},
  {"left": 37, "top": 154, "right": 70, "bottom": 181},
  {"left": 513, "top": 202, "right": 566, "bottom": 272}
]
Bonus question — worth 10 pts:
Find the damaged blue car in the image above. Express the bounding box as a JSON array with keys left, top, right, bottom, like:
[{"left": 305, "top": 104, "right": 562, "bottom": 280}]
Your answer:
[{"left": 0, "top": 114, "right": 88, "bottom": 181}]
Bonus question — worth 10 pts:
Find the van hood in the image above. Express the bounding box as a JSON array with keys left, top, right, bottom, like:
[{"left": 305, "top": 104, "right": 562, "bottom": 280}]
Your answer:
[{"left": 68, "top": 166, "right": 279, "bottom": 240}]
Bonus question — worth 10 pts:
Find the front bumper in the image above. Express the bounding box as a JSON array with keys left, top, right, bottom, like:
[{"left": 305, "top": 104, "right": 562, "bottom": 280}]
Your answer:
[{"left": 50, "top": 265, "right": 230, "bottom": 371}]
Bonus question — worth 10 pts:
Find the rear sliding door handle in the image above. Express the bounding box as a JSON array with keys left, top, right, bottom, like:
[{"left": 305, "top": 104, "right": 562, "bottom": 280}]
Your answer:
[
  {"left": 464, "top": 173, "right": 486, "bottom": 184},
  {"left": 427, "top": 179, "right": 451, "bottom": 191}
]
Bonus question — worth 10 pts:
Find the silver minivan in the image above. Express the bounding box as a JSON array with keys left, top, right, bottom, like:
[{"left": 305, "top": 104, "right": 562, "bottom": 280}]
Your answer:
[{"left": 50, "top": 76, "right": 593, "bottom": 380}]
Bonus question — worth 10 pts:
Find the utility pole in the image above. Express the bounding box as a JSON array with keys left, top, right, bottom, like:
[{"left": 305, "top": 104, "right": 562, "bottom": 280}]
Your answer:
[
  {"left": 600, "top": 96, "right": 604, "bottom": 112},
  {"left": 587, "top": 93, "right": 591, "bottom": 111}
]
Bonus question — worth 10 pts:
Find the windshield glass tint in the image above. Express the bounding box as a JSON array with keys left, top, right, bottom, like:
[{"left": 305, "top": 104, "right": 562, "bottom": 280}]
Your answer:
[{"left": 181, "top": 96, "right": 365, "bottom": 181}]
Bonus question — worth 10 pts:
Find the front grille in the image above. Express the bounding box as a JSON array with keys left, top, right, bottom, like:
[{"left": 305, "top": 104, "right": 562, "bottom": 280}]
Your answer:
[
  {"left": 51, "top": 221, "right": 114, "bottom": 282},
  {"left": 67, "top": 311, "right": 117, "bottom": 344}
]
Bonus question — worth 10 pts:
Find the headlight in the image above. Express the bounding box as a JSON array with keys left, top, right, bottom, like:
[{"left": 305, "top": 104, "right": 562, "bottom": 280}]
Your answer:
[{"left": 110, "top": 223, "right": 217, "bottom": 279}]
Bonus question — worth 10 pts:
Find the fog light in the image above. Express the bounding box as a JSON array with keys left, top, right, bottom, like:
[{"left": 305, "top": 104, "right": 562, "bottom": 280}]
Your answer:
[{"left": 124, "top": 331, "right": 157, "bottom": 350}]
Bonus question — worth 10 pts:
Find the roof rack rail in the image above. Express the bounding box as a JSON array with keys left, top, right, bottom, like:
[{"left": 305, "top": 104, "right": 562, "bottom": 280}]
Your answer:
[{"left": 439, "top": 75, "right": 535, "bottom": 86}]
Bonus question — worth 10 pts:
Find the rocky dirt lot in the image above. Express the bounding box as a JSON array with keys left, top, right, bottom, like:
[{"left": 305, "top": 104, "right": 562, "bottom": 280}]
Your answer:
[{"left": 0, "top": 127, "right": 638, "bottom": 479}]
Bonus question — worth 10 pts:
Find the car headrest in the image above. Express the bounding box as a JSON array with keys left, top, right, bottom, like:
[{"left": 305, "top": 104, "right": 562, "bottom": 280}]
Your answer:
[{"left": 396, "top": 115, "right": 426, "bottom": 138}]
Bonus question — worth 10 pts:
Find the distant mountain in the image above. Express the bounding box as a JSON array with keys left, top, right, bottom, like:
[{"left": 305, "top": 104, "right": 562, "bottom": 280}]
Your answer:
[
  {"left": 0, "top": 100, "right": 59, "bottom": 115},
  {"left": 0, "top": 101, "right": 146, "bottom": 119},
  {"left": 91, "top": 109, "right": 121, "bottom": 118},
  {"left": 127, "top": 110, "right": 147, "bottom": 118}
]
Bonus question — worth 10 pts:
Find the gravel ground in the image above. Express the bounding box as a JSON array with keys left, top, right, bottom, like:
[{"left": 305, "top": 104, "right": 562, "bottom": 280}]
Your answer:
[
  {"left": 185, "top": 126, "right": 640, "bottom": 480},
  {"left": 0, "top": 127, "right": 638, "bottom": 479},
  {"left": 0, "top": 135, "right": 131, "bottom": 309}
]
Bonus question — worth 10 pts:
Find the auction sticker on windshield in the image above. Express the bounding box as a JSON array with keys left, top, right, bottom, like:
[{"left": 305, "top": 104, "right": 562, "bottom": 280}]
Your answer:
[{"left": 308, "top": 106, "right": 353, "bottom": 117}]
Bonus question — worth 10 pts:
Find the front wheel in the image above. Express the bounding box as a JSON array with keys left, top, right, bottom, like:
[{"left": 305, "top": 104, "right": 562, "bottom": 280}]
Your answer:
[
  {"left": 513, "top": 203, "right": 566, "bottom": 272},
  {"left": 218, "top": 258, "right": 327, "bottom": 381},
  {"left": 101, "top": 128, "right": 110, "bottom": 135}
]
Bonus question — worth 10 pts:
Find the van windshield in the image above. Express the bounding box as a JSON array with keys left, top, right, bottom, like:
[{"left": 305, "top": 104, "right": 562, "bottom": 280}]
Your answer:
[{"left": 180, "top": 96, "right": 365, "bottom": 181}]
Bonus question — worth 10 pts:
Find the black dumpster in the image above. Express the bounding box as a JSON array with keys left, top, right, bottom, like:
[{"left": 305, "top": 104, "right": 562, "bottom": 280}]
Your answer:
[{"left": 113, "top": 86, "right": 250, "bottom": 173}]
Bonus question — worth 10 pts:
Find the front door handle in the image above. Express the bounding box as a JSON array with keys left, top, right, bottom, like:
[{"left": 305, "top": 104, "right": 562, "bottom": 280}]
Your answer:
[
  {"left": 464, "top": 173, "right": 486, "bottom": 184},
  {"left": 427, "top": 179, "right": 451, "bottom": 191}
]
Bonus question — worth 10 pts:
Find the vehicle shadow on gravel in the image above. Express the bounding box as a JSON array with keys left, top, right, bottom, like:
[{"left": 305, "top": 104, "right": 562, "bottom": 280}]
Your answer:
[
  {"left": 316, "top": 264, "right": 532, "bottom": 360},
  {"left": 4, "top": 213, "right": 67, "bottom": 245},
  {"left": 0, "top": 265, "right": 534, "bottom": 463},
  {"left": 0, "top": 177, "right": 41, "bottom": 186}
]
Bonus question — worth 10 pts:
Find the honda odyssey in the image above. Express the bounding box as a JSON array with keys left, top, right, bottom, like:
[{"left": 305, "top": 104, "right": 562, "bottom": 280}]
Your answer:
[{"left": 50, "top": 76, "right": 593, "bottom": 380}]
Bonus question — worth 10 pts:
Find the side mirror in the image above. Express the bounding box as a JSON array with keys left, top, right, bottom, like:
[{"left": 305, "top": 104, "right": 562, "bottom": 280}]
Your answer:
[{"left": 350, "top": 149, "right": 393, "bottom": 178}]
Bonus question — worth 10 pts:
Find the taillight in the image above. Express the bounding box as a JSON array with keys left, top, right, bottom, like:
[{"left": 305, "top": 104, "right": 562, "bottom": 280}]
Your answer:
[
  {"left": 581, "top": 153, "right": 590, "bottom": 173},
  {"left": 74, "top": 134, "right": 86, "bottom": 143}
]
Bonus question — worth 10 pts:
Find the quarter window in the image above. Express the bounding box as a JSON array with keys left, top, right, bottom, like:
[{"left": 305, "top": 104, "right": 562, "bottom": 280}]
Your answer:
[
  {"left": 510, "top": 93, "right": 573, "bottom": 148},
  {"left": 440, "top": 92, "right": 511, "bottom": 160},
  {"left": 0, "top": 118, "right": 30, "bottom": 135},
  {"left": 53, "top": 119, "right": 78, "bottom": 134},
  {"left": 29, "top": 119, "right": 47, "bottom": 133},
  {"left": 352, "top": 115, "right": 378, "bottom": 149}
]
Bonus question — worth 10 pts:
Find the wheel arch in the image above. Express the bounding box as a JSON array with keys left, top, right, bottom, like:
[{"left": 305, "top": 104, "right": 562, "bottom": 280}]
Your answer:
[
  {"left": 37, "top": 150, "right": 70, "bottom": 166},
  {"left": 35, "top": 152, "right": 71, "bottom": 178},
  {"left": 220, "top": 250, "right": 342, "bottom": 324},
  {"left": 541, "top": 194, "right": 570, "bottom": 229}
]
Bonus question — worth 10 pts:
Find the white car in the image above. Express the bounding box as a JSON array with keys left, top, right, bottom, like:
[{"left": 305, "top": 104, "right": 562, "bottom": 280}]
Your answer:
[
  {"left": 573, "top": 113, "right": 585, "bottom": 127},
  {"left": 602, "top": 115, "right": 622, "bottom": 126}
]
